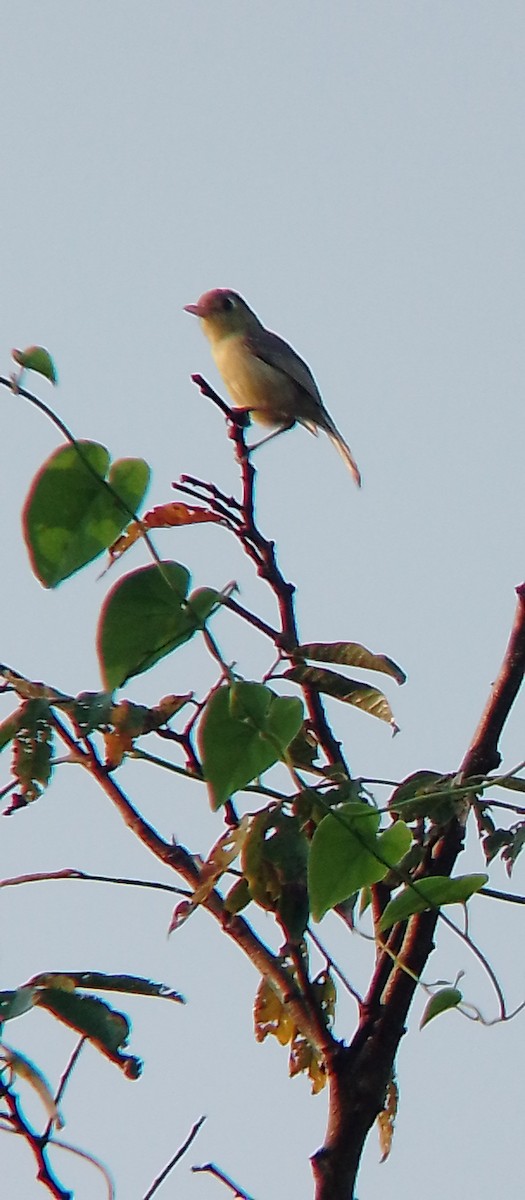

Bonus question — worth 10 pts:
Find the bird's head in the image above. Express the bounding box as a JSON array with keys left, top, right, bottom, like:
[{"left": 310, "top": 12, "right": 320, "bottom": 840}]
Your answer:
[{"left": 184, "top": 289, "right": 258, "bottom": 339}]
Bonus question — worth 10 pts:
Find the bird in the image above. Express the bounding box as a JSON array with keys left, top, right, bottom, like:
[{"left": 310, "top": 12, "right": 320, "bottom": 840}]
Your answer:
[{"left": 184, "top": 289, "right": 361, "bottom": 486}]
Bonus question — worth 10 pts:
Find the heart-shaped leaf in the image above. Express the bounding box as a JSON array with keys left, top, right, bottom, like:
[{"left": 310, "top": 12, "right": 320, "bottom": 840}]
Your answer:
[
  {"left": 23, "top": 442, "right": 150, "bottom": 586},
  {"left": 308, "top": 803, "right": 412, "bottom": 921},
  {"left": 98, "top": 563, "right": 219, "bottom": 690},
  {"left": 199, "top": 682, "right": 303, "bottom": 810}
]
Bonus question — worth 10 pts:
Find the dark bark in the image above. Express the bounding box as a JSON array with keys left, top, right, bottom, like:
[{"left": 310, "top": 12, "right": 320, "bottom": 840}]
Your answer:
[{"left": 312, "top": 583, "right": 525, "bottom": 1199}]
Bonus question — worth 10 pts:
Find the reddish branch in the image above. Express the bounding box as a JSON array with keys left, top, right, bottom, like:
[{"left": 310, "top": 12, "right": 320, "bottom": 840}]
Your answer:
[
  {"left": 457, "top": 583, "right": 525, "bottom": 777},
  {"left": 0, "top": 1081, "right": 72, "bottom": 1200},
  {"left": 311, "top": 582, "right": 525, "bottom": 1199},
  {"left": 185, "top": 376, "right": 348, "bottom": 770},
  {"left": 49, "top": 715, "right": 335, "bottom": 1059},
  {"left": 8, "top": 372, "right": 523, "bottom": 1198},
  {"left": 186, "top": 380, "right": 525, "bottom": 1198}
]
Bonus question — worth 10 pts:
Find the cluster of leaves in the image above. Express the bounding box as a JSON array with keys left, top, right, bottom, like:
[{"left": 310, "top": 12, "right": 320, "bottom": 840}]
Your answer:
[
  {"left": 4, "top": 429, "right": 494, "bottom": 995},
  {"left": 254, "top": 958, "right": 336, "bottom": 1094},
  {"left": 1, "top": 352, "right": 518, "bottom": 1191},
  {"left": 0, "top": 971, "right": 183, "bottom": 1128}
]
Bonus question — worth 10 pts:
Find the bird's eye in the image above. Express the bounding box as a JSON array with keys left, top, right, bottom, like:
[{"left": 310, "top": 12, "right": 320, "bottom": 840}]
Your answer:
[{"left": 221, "top": 294, "right": 235, "bottom": 311}]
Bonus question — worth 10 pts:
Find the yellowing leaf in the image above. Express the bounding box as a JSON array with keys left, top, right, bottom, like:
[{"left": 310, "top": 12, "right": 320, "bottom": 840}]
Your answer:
[
  {"left": 284, "top": 665, "right": 397, "bottom": 729},
  {"left": 1, "top": 1043, "right": 63, "bottom": 1128},
  {"left": 190, "top": 818, "right": 250, "bottom": 906},
  {"left": 296, "top": 641, "right": 406, "bottom": 685},
  {"left": 108, "top": 502, "right": 223, "bottom": 564},
  {"left": 377, "top": 1076, "right": 398, "bottom": 1162}
]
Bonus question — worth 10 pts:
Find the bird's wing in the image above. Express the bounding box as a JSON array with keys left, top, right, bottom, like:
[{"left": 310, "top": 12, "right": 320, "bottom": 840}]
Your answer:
[{"left": 245, "top": 329, "right": 322, "bottom": 404}]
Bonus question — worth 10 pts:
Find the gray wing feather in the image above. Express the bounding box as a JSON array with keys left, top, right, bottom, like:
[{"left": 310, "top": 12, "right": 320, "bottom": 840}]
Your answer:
[{"left": 246, "top": 329, "right": 322, "bottom": 404}]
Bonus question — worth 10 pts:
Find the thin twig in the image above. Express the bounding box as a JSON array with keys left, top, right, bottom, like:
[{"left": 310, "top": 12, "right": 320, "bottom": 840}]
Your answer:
[
  {"left": 42, "top": 1037, "right": 86, "bottom": 1144},
  {"left": 180, "top": 473, "right": 242, "bottom": 513},
  {"left": 479, "top": 886, "right": 525, "bottom": 905},
  {"left": 222, "top": 595, "right": 280, "bottom": 641},
  {"left": 306, "top": 926, "right": 362, "bottom": 1008},
  {"left": 143, "top": 1114, "right": 206, "bottom": 1199},
  {"left": 132, "top": 748, "right": 288, "bottom": 800},
  {"left": 0, "top": 868, "right": 191, "bottom": 898},
  {"left": 191, "top": 1161, "right": 255, "bottom": 1200}
]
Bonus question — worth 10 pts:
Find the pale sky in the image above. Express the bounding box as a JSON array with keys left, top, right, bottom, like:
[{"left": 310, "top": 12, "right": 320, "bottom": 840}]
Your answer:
[{"left": 1, "top": 4, "right": 524, "bottom": 1198}]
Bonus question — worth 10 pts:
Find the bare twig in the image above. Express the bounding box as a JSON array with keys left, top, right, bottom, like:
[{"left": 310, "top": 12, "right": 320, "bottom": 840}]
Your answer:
[
  {"left": 0, "top": 868, "right": 190, "bottom": 898},
  {"left": 143, "top": 1114, "right": 206, "bottom": 1199},
  {"left": 222, "top": 595, "right": 280, "bottom": 641},
  {"left": 479, "top": 886, "right": 525, "bottom": 905},
  {"left": 306, "top": 926, "right": 363, "bottom": 1008},
  {"left": 192, "top": 1161, "right": 256, "bottom": 1200},
  {"left": 42, "top": 1038, "right": 86, "bottom": 1144}
]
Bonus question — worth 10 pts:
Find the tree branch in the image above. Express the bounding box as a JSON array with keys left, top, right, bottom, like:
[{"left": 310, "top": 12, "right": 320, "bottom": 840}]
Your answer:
[
  {"left": 188, "top": 375, "right": 350, "bottom": 772},
  {"left": 0, "top": 1081, "right": 71, "bottom": 1200},
  {"left": 49, "top": 715, "right": 334, "bottom": 1057},
  {"left": 312, "top": 581, "right": 525, "bottom": 1199}
]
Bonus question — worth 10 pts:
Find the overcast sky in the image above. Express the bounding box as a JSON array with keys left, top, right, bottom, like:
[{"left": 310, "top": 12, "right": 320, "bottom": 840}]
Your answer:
[{"left": 2, "top": 4, "right": 524, "bottom": 1198}]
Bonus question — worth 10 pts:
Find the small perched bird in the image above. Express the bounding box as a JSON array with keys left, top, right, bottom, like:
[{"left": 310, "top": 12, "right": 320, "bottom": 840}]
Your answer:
[{"left": 184, "top": 289, "right": 361, "bottom": 486}]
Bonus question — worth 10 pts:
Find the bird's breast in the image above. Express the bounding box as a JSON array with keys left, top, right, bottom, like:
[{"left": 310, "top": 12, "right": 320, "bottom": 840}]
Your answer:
[{"left": 212, "top": 334, "right": 297, "bottom": 428}]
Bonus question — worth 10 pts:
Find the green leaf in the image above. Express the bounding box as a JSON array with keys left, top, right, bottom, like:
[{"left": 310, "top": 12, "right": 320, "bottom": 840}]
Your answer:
[
  {"left": 296, "top": 641, "right": 406, "bottom": 685},
  {"left": 198, "top": 682, "right": 303, "bottom": 810},
  {"left": 241, "top": 810, "right": 309, "bottom": 940},
  {"left": 23, "top": 442, "right": 150, "bottom": 587},
  {"left": 97, "top": 563, "right": 219, "bottom": 689},
  {"left": 284, "top": 665, "right": 396, "bottom": 727},
  {"left": 376, "top": 821, "right": 413, "bottom": 868},
  {"left": 223, "top": 877, "right": 252, "bottom": 915},
  {"left": 0, "top": 708, "right": 25, "bottom": 752},
  {"left": 495, "top": 774, "right": 525, "bottom": 793},
  {"left": 420, "top": 987, "right": 462, "bottom": 1030},
  {"left": 389, "top": 771, "right": 457, "bottom": 822},
  {"left": 0, "top": 987, "right": 36, "bottom": 1023},
  {"left": 483, "top": 828, "right": 513, "bottom": 864},
  {"left": 35, "top": 988, "right": 142, "bottom": 1077},
  {"left": 379, "top": 873, "right": 489, "bottom": 932},
  {"left": 58, "top": 691, "right": 114, "bottom": 734},
  {"left": 12, "top": 699, "right": 54, "bottom": 803},
  {"left": 308, "top": 803, "right": 412, "bottom": 921},
  {"left": 29, "top": 971, "right": 184, "bottom": 1004},
  {"left": 12, "top": 345, "right": 58, "bottom": 383}
]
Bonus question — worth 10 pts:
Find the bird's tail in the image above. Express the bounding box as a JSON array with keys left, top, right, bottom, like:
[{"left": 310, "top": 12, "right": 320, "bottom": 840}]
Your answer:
[{"left": 324, "top": 419, "right": 362, "bottom": 487}]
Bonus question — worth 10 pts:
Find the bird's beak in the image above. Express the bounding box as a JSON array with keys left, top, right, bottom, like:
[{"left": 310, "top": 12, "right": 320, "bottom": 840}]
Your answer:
[{"left": 183, "top": 303, "right": 203, "bottom": 316}]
